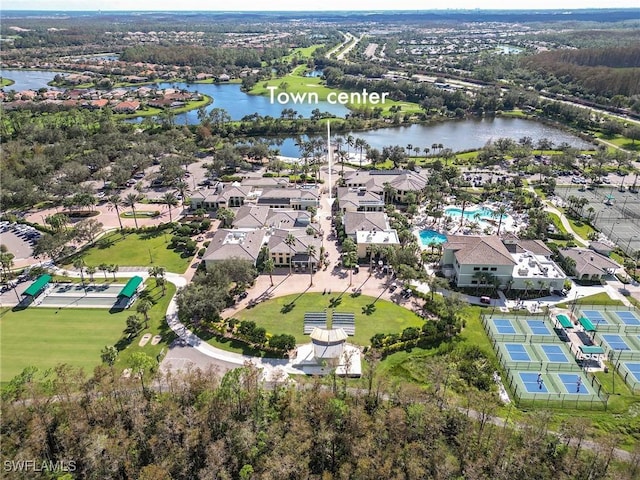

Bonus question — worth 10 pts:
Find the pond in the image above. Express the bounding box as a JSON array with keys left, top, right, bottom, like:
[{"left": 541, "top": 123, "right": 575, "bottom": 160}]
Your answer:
[
  {"left": 273, "top": 118, "right": 594, "bottom": 157},
  {"left": 152, "top": 82, "right": 350, "bottom": 122},
  {"left": 1, "top": 69, "right": 595, "bottom": 154},
  {"left": 1, "top": 69, "right": 61, "bottom": 91}
]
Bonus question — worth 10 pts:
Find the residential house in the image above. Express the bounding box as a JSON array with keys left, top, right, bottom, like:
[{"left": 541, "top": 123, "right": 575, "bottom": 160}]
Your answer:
[{"left": 113, "top": 101, "right": 141, "bottom": 113}]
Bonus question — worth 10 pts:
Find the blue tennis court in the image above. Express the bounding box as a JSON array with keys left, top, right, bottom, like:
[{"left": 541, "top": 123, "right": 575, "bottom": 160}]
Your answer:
[
  {"left": 623, "top": 363, "right": 640, "bottom": 382},
  {"left": 526, "top": 320, "right": 551, "bottom": 335},
  {"left": 505, "top": 343, "right": 531, "bottom": 361},
  {"left": 519, "top": 372, "right": 548, "bottom": 393},
  {"left": 613, "top": 311, "right": 640, "bottom": 326},
  {"left": 493, "top": 319, "right": 516, "bottom": 334},
  {"left": 557, "top": 373, "right": 591, "bottom": 395},
  {"left": 540, "top": 344, "right": 570, "bottom": 363},
  {"left": 601, "top": 334, "right": 631, "bottom": 351},
  {"left": 581, "top": 310, "right": 610, "bottom": 325}
]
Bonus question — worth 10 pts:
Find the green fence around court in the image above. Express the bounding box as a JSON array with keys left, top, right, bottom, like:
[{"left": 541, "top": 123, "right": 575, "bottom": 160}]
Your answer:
[
  {"left": 483, "top": 314, "right": 609, "bottom": 410},
  {"left": 504, "top": 368, "right": 609, "bottom": 411}
]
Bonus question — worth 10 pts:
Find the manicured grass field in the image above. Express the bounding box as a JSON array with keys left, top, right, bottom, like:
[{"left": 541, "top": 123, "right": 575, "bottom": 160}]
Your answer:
[
  {"left": 0, "top": 306, "right": 127, "bottom": 383},
  {"left": 115, "top": 283, "right": 177, "bottom": 368},
  {"left": 0, "top": 282, "right": 176, "bottom": 384},
  {"left": 232, "top": 292, "right": 425, "bottom": 346},
  {"left": 66, "top": 231, "right": 192, "bottom": 273},
  {"left": 249, "top": 67, "right": 421, "bottom": 116}
]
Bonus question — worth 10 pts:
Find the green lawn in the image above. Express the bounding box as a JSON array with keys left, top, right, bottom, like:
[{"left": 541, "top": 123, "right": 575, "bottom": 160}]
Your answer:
[
  {"left": 65, "top": 231, "right": 193, "bottom": 273},
  {"left": 567, "top": 218, "right": 596, "bottom": 241},
  {"left": 231, "top": 292, "right": 425, "bottom": 346},
  {"left": 0, "top": 306, "right": 127, "bottom": 383},
  {"left": 249, "top": 69, "right": 421, "bottom": 116},
  {"left": 115, "top": 283, "right": 177, "bottom": 368},
  {"left": 0, "top": 282, "right": 176, "bottom": 384},
  {"left": 557, "top": 292, "right": 624, "bottom": 308},
  {"left": 281, "top": 44, "right": 324, "bottom": 63},
  {"left": 0, "top": 77, "right": 14, "bottom": 87}
]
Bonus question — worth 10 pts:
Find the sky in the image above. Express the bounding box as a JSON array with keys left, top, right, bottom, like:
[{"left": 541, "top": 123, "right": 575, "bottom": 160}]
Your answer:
[{"left": 2, "top": 1, "right": 639, "bottom": 11}]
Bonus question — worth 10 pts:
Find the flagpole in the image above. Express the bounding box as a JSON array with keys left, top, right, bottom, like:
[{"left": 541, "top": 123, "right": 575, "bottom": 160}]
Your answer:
[{"left": 327, "top": 120, "right": 332, "bottom": 203}]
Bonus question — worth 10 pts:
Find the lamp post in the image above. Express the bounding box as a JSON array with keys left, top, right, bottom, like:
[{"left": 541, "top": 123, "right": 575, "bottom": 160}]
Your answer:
[{"left": 626, "top": 235, "right": 637, "bottom": 255}]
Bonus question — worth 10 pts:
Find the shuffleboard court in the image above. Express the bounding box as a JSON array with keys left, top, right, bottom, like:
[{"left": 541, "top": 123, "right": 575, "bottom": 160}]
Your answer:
[
  {"left": 540, "top": 344, "right": 570, "bottom": 363},
  {"left": 519, "top": 372, "right": 548, "bottom": 393},
  {"left": 493, "top": 319, "right": 516, "bottom": 334},
  {"left": 623, "top": 362, "right": 640, "bottom": 382},
  {"left": 506, "top": 343, "right": 530, "bottom": 361},
  {"left": 601, "top": 334, "right": 631, "bottom": 351},
  {"left": 613, "top": 311, "right": 640, "bottom": 326},
  {"left": 557, "top": 373, "right": 591, "bottom": 395},
  {"left": 581, "top": 310, "right": 610, "bottom": 325},
  {"left": 526, "top": 319, "right": 551, "bottom": 335}
]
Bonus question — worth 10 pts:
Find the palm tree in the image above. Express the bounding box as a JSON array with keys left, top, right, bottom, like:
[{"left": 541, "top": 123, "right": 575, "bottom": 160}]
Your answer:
[
  {"left": 216, "top": 207, "right": 235, "bottom": 228},
  {"left": 122, "top": 192, "right": 143, "bottom": 229},
  {"left": 458, "top": 191, "right": 472, "bottom": 227},
  {"left": 306, "top": 245, "right": 317, "bottom": 286},
  {"left": 355, "top": 138, "right": 367, "bottom": 168},
  {"left": 161, "top": 192, "right": 179, "bottom": 222},
  {"left": 264, "top": 256, "right": 275, "bottom": 286},
  {"left": 148, "top": 265, "right": 166, "bottom": 280},
  {"left": 86, "top": 265, "right": 96, "bottom": 282},
  {"left": 523, "top": 279, "right": 534, "bottom": 297},
  {"left": 284, "top": 233, "right": 296, "bottom": 275},
  {"left": 493, "top": 205, "right": 508, "bottom": 236},
  {"left": 337, "top": 149, "right": 348, "bottom": 177},
  {"left": 472, "top": 271, "right": 486, "bottom": 295},
  {"left": 136, "top": 299, "right": 153, "bottom": 329},
  {"left": 346, "top": 134, "right": 355, "bottom": 161},
  {"left": 73, "top": 258, "right": 85, "bottom": 284},
  {"left": 107, "top": 194, "right": 124, "bottom": 230},
  {"left": 109, "top": 264, "right": 119, "bottom": 280},
  {"left": 383, "top": 182, "right": 396, "bottom": 204},
  {"left": 99, "top": 263, "right": 109, "bottom": 280},
  {"left": 344, "top": 250, "right": 358, "bottom": 286}
]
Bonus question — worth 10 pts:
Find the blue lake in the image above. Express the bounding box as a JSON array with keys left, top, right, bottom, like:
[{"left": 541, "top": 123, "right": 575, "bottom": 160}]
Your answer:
[{"left": 1, "top": 69, "right": 596, "bottom": 155}]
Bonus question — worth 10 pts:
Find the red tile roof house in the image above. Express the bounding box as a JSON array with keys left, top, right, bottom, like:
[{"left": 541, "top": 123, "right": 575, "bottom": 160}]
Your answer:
[{"left": 113, "top": 101, "right": 141, "bottom": 113}]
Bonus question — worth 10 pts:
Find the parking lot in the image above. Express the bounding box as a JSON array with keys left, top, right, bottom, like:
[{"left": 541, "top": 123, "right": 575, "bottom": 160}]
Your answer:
[
  {"left": 557, "top": 186, "right": 640, "bottom": 255},
  {"left": 0, "top": 221, "right": 40, "bottom": 260}
]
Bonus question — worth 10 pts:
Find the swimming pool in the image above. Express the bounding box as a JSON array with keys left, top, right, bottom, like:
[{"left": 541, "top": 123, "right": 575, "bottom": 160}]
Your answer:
[
  {"left": 418, "top": 229, "right": 447, "bottom": 247},
  {"left": 444, "top": 206, "right": 507, "bottom": 220}
]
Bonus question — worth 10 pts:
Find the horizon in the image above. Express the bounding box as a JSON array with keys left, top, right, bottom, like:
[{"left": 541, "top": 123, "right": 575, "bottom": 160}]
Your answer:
[{"left": 2, "top": 4, "right": 639, "bottom": 13}]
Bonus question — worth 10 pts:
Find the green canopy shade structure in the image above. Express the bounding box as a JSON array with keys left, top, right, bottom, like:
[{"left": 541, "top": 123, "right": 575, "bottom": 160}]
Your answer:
[
  {"left": 23, "top": 274, "right": 52, "bottom": 297},
  {"left": 556, "top": 314, "right": 573, "bottom": 329},
  {"left": 118, "top": 276, "right": 143, "bottom": 298},
  {"left": 579, "top": 345, "right": 605, "bottom": 355},
  {"left": 579, "top": 317, "right": 596, "bottom": 332}
]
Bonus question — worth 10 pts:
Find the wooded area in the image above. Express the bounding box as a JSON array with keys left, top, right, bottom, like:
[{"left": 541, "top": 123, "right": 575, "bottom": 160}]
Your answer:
[{"left": 1, "top": 363, "right": 637, "bottom": 480}]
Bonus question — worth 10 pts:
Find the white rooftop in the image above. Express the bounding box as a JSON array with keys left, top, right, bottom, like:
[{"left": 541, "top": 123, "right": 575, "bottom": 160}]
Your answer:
[
  {"left": 356, "top": 229, "right": 400, "bottom": 245},
  {"left": 511, "top": 252, "right": 565, "bottom": 280}
]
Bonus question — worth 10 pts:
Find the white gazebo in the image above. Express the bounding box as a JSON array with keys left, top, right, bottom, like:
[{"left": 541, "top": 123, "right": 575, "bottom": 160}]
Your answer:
[{"left": 292, "top": 327, "right": 361, "bottom": 376}]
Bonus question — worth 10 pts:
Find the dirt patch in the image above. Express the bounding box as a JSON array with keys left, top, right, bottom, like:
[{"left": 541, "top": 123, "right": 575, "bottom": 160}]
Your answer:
[
  {"left": 138, "top": 333, "right": 152, "bottom": 346},
  {"left": 151, "top": 335, "right": 162, "bottom": 345}
]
